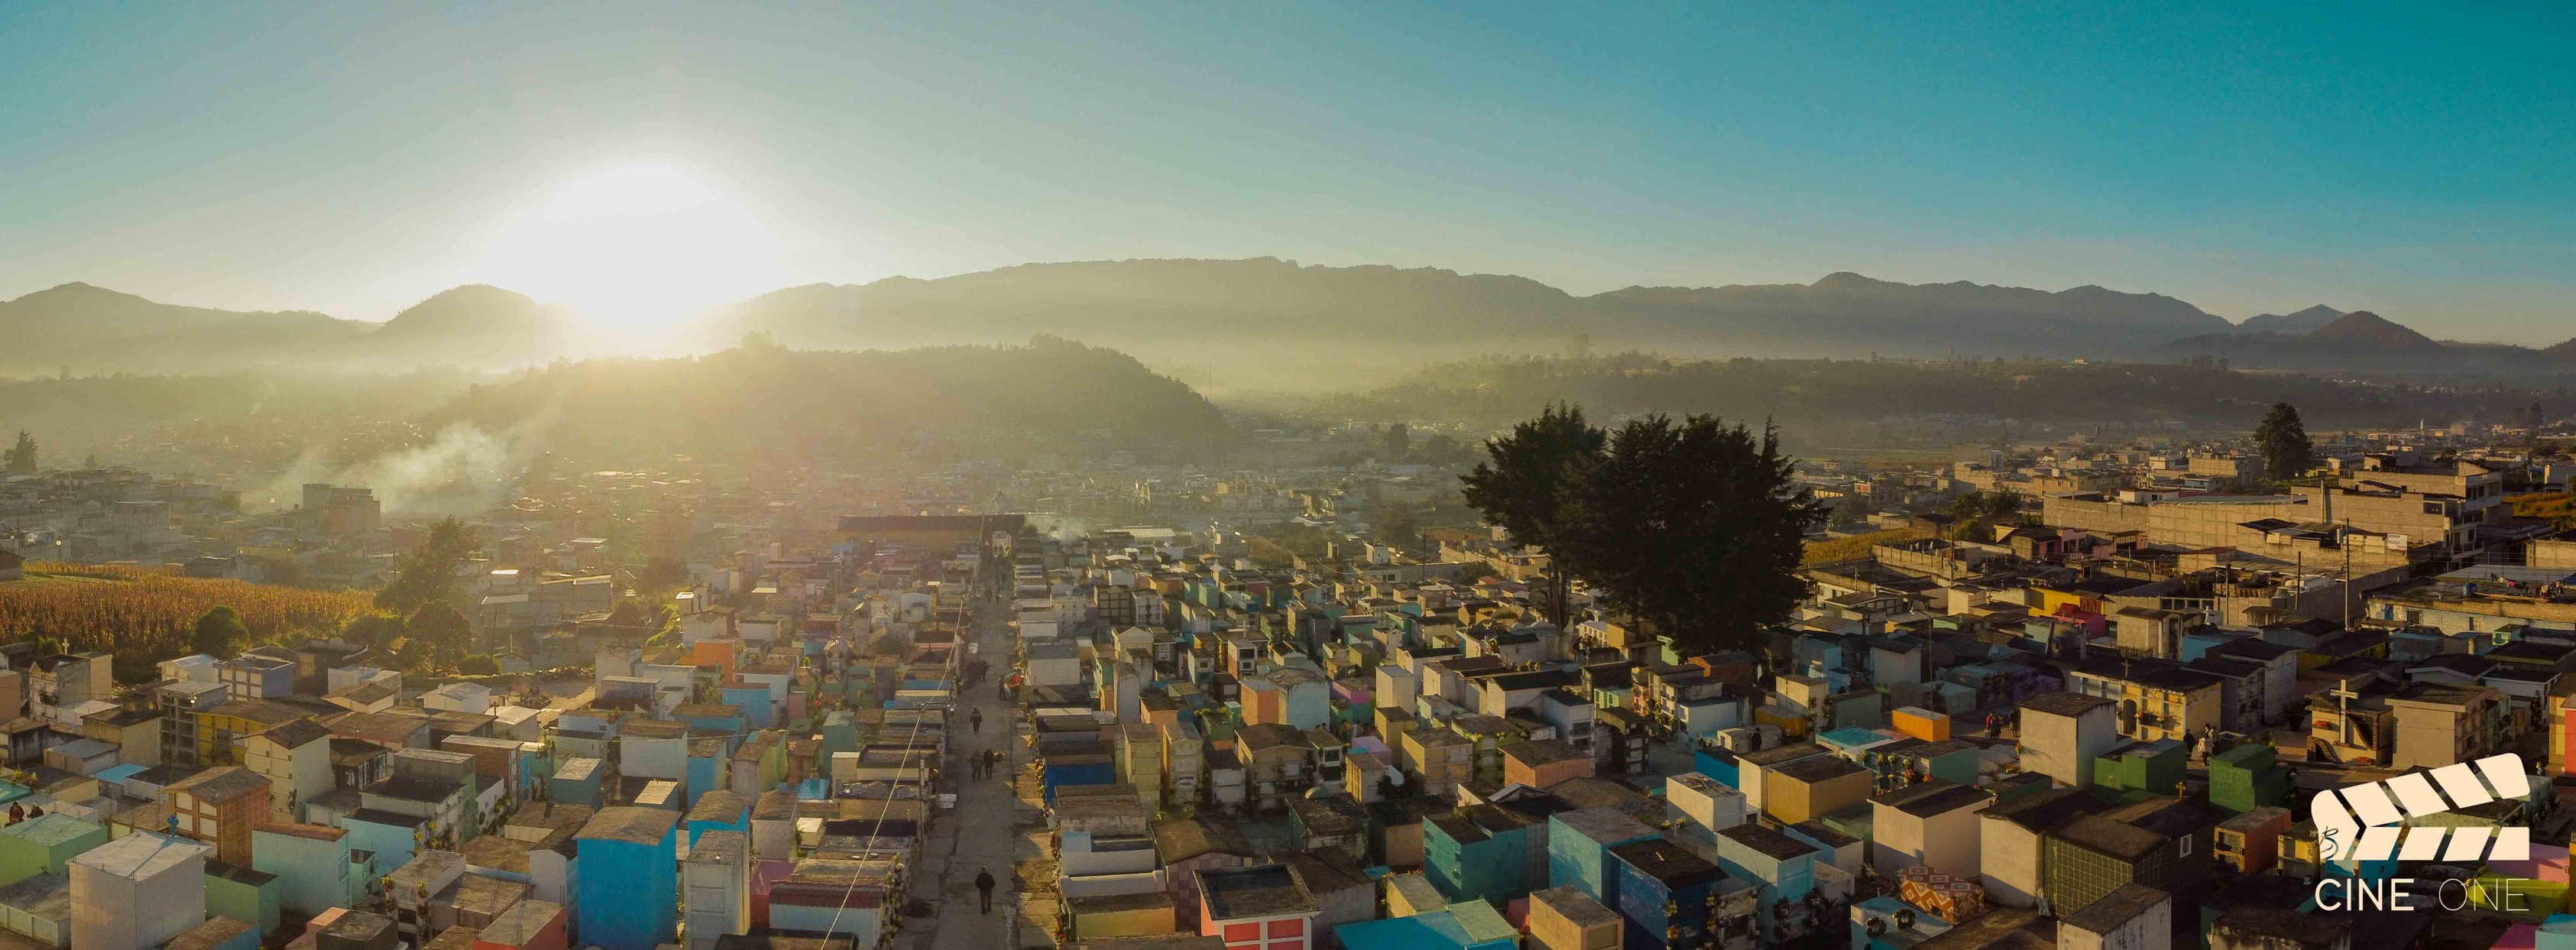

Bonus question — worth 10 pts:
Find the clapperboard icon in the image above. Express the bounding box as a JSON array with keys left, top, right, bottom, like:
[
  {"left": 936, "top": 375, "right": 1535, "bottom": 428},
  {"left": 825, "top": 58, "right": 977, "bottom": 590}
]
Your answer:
[{"left": 2313, "top": 753, "right": 2535, "bottom": 862}]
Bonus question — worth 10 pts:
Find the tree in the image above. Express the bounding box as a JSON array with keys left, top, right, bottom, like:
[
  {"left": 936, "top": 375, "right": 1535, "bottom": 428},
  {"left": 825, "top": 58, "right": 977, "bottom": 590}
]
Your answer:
[
  {"left": 1460, "top": 403, "right": 1606, "bottom": 627},
  {"left": 377, "top": 517, "right": 480, "bottom": 612},
  {"left": 2254, "top": 402, "right": 2317, "bottom": 481},
  {"left": 339, "top": 613, "right": 407, "bottom": 647},
  {"left": 606, "top": 597, "right": 677, "bottom": 637},
  {"left": 1382, "top": 422, "right": 1411, "bottom": 461},
  {"left": 457, "top": 654, "right": 502, "bottom": 676},
  {"left": 1554, "top": 414, "right": 1825, "bottom": 654},
  {"left": 404, "top": 601, "right": 476, "bottom": 672},
  {"left": 1373, "top": 504, "right": 1423, "bottom": 550},
  {"left": 635, "top": 556, "right": 690, "bottom": 601},
  {"left": 190, "top": 606, "right": 250, "bottom": 660},
  {"left": 1417, "top": 432, "right": 1469, "bottom": 466},
  {"left": 4, "top": 432, "right": 34, "bottom": 475}
]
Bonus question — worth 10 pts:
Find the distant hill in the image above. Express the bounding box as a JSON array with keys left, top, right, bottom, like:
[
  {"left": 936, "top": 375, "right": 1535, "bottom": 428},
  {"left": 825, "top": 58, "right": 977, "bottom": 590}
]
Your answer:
[
  {"left": 2236, "top": 304, "right": 2343, "bottom": 335},
  {"left": 708, "top": 258, "right": 1584, "bottom": 351},
  {"left": 1584, "top": 271, "right": 2230, "bottom": 358},
  {"left": 0, "top": 282, "right": 583, "bottom": 374},
  {"left": 365, "top": 285, "right": 585, "bottom": 368},
  {"left": 420, "top": 336, "right": 1227, "bottom": 465},
  {"left": 18, "top": 259, "right": 2568, "bottom": 381},
  {"left": 2161, "top": 309, "right": 2574, "bottom": 373},
  {"left": 702, "top": 258, "right": 2234, "bottom": 368}
]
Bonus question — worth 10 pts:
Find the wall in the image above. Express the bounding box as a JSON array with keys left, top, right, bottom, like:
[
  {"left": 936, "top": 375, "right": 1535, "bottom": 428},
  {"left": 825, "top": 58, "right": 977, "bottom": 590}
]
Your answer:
[
  {"left": 2059, "top": 887, "right": 2169, "bottom": 950},
  {"left": 1977, "top": 817, "right": 2045, "bottom": 909},
  {"left": 2020, "top": 705, "right": 2117, "bottom": 790},
  {"left": 576, "top": 835, "right": 678, "bottom": 950}
]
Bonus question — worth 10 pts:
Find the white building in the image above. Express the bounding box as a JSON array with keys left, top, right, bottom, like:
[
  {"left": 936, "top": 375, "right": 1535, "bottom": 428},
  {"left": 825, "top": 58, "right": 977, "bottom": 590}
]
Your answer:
[
  {"left": 1871, "top": 780, "right": 1990, "bottom": 879},
  {"left": 683, "top": 830, "right": 750, "bottom": 950},
  {"left": 69, "top": 832, "right": 210, "bottom": 950}
]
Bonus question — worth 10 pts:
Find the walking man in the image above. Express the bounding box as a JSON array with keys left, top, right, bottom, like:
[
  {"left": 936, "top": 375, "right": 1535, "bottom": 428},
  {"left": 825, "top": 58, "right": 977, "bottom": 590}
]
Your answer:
[
  {"left": 971, "top": 708, "right": 984, "bottom": 734},
  {"left": 976, "top": 866, "right": 996, "bottom": 914}
]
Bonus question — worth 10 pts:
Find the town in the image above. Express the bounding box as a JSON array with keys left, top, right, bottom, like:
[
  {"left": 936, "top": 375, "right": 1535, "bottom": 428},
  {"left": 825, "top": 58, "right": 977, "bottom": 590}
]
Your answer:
[{"left": 0, "top": 394, "right": 2571, "bottom": 950}]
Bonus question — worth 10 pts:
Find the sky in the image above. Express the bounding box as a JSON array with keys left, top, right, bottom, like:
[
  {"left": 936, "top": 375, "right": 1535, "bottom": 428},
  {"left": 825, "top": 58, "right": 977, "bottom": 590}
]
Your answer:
[{"left": 5, "top": 2, "right": 2574, "bottom": 339}]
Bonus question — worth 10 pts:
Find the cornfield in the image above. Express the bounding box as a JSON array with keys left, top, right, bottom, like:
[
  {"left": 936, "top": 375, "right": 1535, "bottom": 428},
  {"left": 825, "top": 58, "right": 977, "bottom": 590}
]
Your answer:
[
  {"left": 0, "top": 561, "right": 374, "bottom": 677},
  {"left": 1801, "top": 527, "right": 1931, "bottom": 566}
]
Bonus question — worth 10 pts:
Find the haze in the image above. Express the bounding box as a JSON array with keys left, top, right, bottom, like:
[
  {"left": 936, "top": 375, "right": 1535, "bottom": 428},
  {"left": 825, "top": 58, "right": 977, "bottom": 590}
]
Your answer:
[{"left": 7, "top": 4, "right": 2576, "bottom": 339}]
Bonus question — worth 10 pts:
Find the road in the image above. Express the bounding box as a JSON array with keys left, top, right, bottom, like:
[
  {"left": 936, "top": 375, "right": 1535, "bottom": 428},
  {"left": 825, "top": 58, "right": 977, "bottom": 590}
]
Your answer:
[{"left": 903, "top": 590, "right": 1045, "bottom": 950}]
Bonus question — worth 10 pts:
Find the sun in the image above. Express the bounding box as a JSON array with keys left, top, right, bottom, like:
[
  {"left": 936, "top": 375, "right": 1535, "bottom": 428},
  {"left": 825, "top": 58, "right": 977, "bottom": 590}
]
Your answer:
[{"left": 478, "top": 165, "right": 788, "bottom": 342}]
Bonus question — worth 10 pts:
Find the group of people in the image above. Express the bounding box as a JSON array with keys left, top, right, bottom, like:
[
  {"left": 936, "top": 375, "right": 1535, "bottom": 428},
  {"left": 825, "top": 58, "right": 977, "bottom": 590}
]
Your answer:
[{"left": 967, "top": 745, "right": 1003, "bottom": 780}]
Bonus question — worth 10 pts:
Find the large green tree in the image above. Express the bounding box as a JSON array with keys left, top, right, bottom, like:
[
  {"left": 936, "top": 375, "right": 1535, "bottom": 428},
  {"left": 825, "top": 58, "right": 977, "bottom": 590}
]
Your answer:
[
  {"left": 191, "top": 606, "right": 250, "bottom": 660},
  {"left": 2254, "top": 402, "right": 2317, "bottom": 481},
  {"left": 1460, "top": 403, "right": 1606, "bottom": 627},
  {"left": 377, "top": 517, "right": 480, "bottom": 612},
  {"left": 5, "top": 432, "right": 33, "bottom": 475},
  {"left": 1554, "top": 414, "right": 1825, "bottom": 654},
  {"left": 403, "top": 601, "right": 477, "bottom": 671}
]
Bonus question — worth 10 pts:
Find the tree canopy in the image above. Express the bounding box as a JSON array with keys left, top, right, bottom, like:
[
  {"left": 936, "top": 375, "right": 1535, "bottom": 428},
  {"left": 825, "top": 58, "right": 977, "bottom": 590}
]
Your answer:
[
  {"left": 401, "top": 601, "right": 475, "bottom": 672},
  {"left": 2254, "top": 402, "right": 2317, "bottom": 481},
  {"left": 1554, "top": 414, "right": 1824, "bottom": 653},
  {"left": 1463, "top": 404, "right": 1823, "bottom": 652},
  {"left": 377, "top": 517, "right": 479, "bottom": 612},
  {"left": 1460, "top": 403, "right": 1605, "bottom": 626},
  {"left": 190, "top": 605, "right": 249, "bottom": 660}
]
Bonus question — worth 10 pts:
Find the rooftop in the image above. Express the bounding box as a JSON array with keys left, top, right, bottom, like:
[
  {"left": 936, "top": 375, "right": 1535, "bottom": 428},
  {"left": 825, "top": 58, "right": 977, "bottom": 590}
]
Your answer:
[
  {"left": 2214, "top": 906, "right": 2353, "bottom": 947},
  {"left": 1874, "top": 779, "right": 1991, "bottom": 818},
  {"left": 1196, "top": 864, "right": 1317, "bottom": 920},
  {"left": 1607, "top": 838, "right": 1722, "bottom": 885},
  {"left": 1719, "top": 822, "right": 1819, "bottom": 863},
  {"left": 2060, "top": 884, "right": 2169, "bottom": 935},
  {"left": 575, "top": 806, "right": 680, "bottom": 846},
  {"left": 2050, "top": 815, "right": 2169, "bottom": 861},
  {"left": 1529, "top": 885, "right": 1619, "bottom": 927},
  {"left": 2019, "top": 691, "right": 2114, "bottom": 718},
  {"left": 70, "top": 832, "right": 209, "bottom": 880}
]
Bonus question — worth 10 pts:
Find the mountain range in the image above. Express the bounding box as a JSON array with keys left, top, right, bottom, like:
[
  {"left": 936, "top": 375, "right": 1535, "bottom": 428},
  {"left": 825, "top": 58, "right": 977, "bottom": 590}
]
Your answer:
[
  {"left": 9, "top": 258, "right": 2571, "bottom": 379},
  {"left": 0, "top": 281, "right": 584, "bottom": 374}
]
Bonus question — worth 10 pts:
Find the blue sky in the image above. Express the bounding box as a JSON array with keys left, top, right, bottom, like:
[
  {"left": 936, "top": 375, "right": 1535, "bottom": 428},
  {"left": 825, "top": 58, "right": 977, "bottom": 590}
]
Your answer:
[{"left": 5, "top": 2, "right": 2572, "bottom": 339}]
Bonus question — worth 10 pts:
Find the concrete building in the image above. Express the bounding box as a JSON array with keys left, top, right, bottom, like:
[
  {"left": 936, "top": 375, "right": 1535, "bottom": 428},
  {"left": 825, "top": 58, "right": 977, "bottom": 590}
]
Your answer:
[
  {"left": 245, "top": 718, "right": 334, "bottom": 824},
  {"left": 2385, "top": 683, "right": 2505, "bottom": 769},
  {"left": 1195, "top": 864, "right": 1320, "bottom": 950},
  {"left": 1761, "top": 756, "right": 1871, "bottom": 825},
  {"left": 163, "top": 766, "right": 271, "bottom": 866},
  {"left": 2017, "top": 692, "right": 2118, "bottom": 790},
  {"left": 574, "top": 807, "right": 680, "bottom": 950},
  {"left": 253, "top": 822, "right": 364, "bottom": 916},
  {"left": 2058, "top": 884, "right": 2170, "bottom": 950},
  {"left": 2208, "top": 907, "right": 2351, "bottom": 950},
  {"left": 1870, "top": 780, "right": 1991, "bottom": 878},
  {"left": 2066, "top": 661, "right": 2223, "bottom": 745},
  {"left": 1527, "top": 885, "right": 1621, "bottom": 950},
  {"left": 1977, "top": 788, "right": 2103, "bottom": 910},
  {"left": 68, "top": 832, "right": 211, "bottom": 950},
  {"left": 682, "top": 830, "right": 750, "bottom": 950}
]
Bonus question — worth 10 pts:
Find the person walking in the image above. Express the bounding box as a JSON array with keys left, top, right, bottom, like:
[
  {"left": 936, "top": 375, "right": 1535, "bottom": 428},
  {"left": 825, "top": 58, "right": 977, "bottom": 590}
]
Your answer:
[
  {"left": 976, "top": 866, "right": 996, "bottom": 914},
  {"left": 971, "top": 708, "right": 984, "bottom": 734}
]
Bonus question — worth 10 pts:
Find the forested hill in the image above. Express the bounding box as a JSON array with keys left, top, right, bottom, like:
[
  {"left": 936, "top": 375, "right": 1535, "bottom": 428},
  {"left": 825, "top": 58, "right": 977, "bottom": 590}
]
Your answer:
[
  {"left": 423, "top": 336, "right": 1230, "bottom": 460},
  {"left": 1257, "top": 353, "right": 2568, "bottom": 440}
]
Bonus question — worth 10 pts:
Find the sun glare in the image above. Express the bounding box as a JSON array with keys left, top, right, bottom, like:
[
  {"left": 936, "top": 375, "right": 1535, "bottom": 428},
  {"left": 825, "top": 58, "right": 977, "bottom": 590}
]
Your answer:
[{"left": 479, "top": 165, "right": 789, "bottom": 342}]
